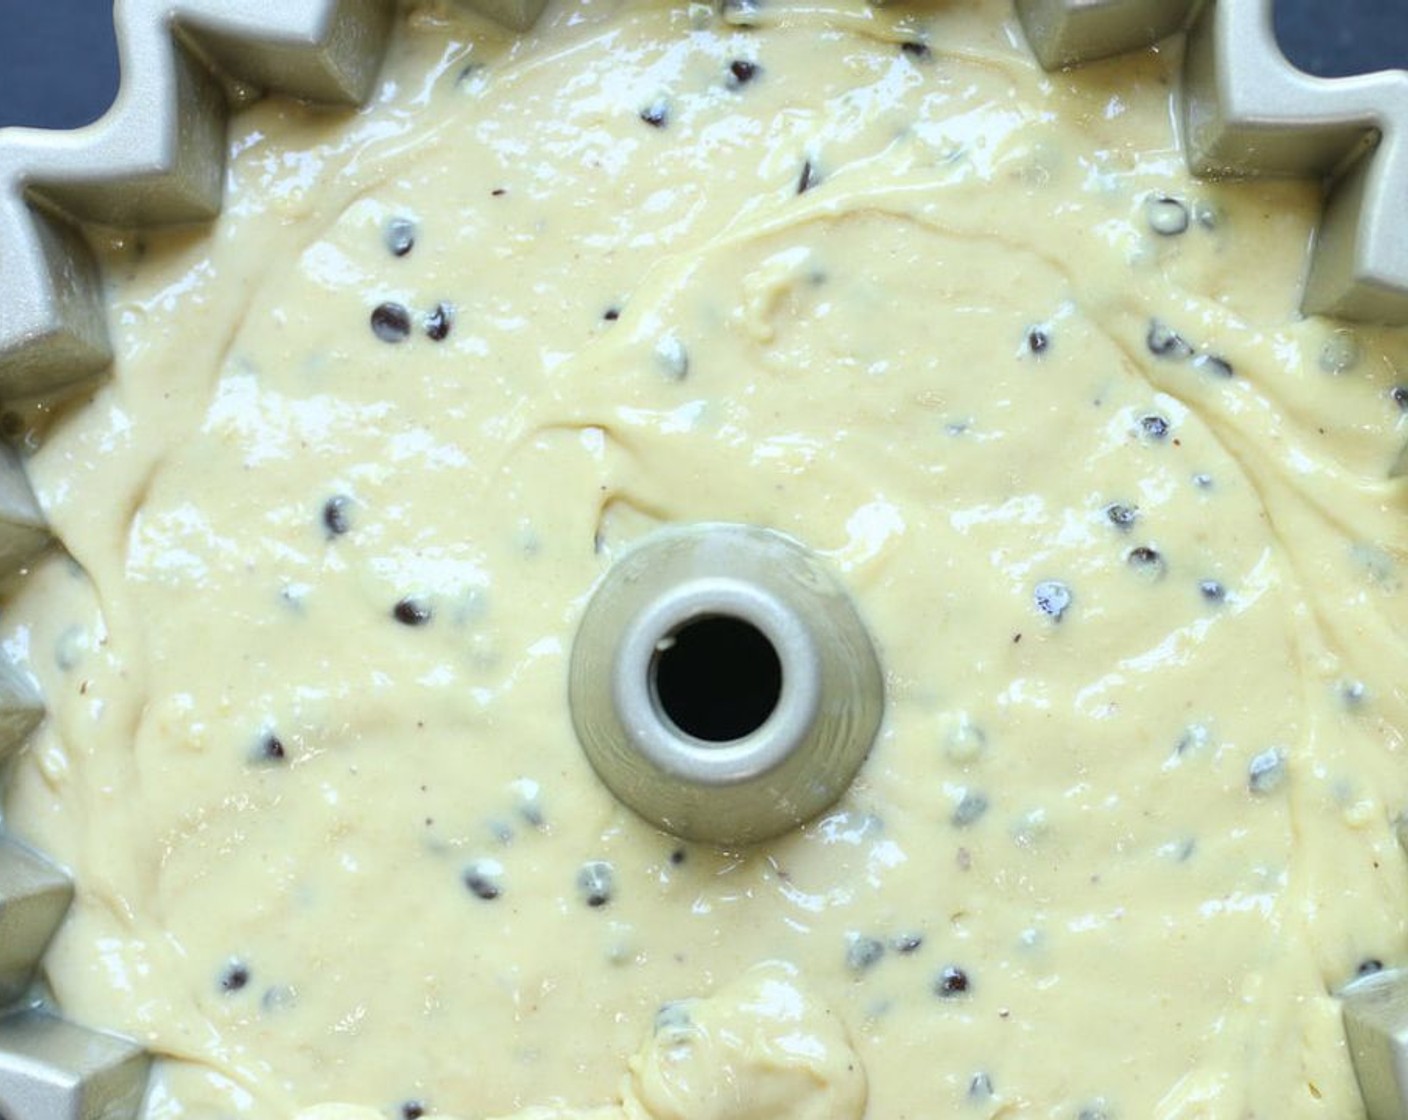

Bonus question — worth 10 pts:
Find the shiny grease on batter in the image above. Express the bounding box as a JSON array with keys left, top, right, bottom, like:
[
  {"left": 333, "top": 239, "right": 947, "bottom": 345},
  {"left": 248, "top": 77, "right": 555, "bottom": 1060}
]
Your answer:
[{"left": 3, "top": 0, "right": 1408, "bottom": 1117}]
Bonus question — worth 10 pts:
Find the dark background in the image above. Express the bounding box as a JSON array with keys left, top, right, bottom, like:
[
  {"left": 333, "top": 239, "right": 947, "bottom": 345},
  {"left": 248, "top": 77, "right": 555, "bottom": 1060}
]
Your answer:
[{"left": 0, "top": 0, "right": 1405, "bottom": 129}]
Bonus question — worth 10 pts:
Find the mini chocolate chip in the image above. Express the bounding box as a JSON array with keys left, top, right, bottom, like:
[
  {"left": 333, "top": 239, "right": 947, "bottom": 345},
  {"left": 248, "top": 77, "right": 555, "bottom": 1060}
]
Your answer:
[
  {"left": 1195, "top": 353, "right": 1234, "bottom": 379},
  {"left": 655, "top": 334, "right": 689, "bottom": 380},
  {"left": 640, "top": 100, "right": 669, "bottom": 128},
  {"left": 221, "top": 962, "right": 251, "bottom": 993},
  {"left": 891, "top": 932, "right": 924, "bottom": 954},
  {"left": 900, "top": 40, "right": 931, "bottom": 60},
  {"left": 425, "top": 302, "right": 454, "bottom": 342},
  {"left": 1392, "top": 386, "right": 1408, "bottom": 411},
  {"left": 393, "top": 597, "right": 432, "bottom": 626},
  {"left": 401, "top": 1104, "right": 426, "bottom": 1120},
  {"left": 1248, "top": 747, "right": 1287, "bottom": 794},
  {"left": 1126, "top": 546, "right": 1165, "bottom": 577},
  {"left": 1026, "top": 326, "right": 1050, "bottom": 354},
  {"left": 1145, "top": 194, "right": 1190, "bottom": 236},
  {"left": 1104, "top": 502, "right": 1138, "bottom": 531},
  {"left": 1320, "top": 329, "right": 1362, "bottom": 374},
  {"left": 371, "top": 302, "right": 412, "bottom": 343},
  {"left": 491, "top": 187, "right": 507, "bottom": 197},
  {"left": 1139, "top": 413, "right": 1170, "bottom": 439},
  {"left": 577, "top": 860, "right": 615, "bottom": 907},
  {"left": 1146, "top": 320, "right": 1193, "bottom": 360},
  {"left": 384, "top": 218, "right": 416, "bottom": 258},
  {"left": 797, "top": 159, "right": 819, "bottom": 195},
  {"left": 1199, "top": 579, "right": 1226, "bottom": 603},
  {"left": 845, "top": 934, "right": 885, "bottom": 973},
  {"left": 258, "top": 734, "right": 286, "bottom": 763},
  {"left": 1358, "top": 958, "right": 1385, "bottom": 976},
  {"left": 952, "top": 790, "right": 989, "bottom": 828},
  {"left": 1192, "top": 472, "right": 1214, "bottom": 489},
  {"left": 1033, "top": 580, "right": 1072, "bottom": 621},
  {"left": 323, "top": 495, "right": 352, "bottom": 536},
  {"left": 935, "top": 965, "right": 970, "bottom": 997},
  {"left": 464, "top": 860, "right": 503, "bottom": 900},
  {"left": 728, "top": 59, "right": 759, "bottom": 86},
  {"left": 969, "top": 1072, "right": 995, "bottom": 1099},
  {"left": 1175, "top": 724, "right": 1210, "bottom": 756},
  {"left": 261, "top": 985, "right": 296, "bottom": 1012},
  {"left": 425, "top": 302, "right": 453, "bottom": 342},
  {"left": 603, "top": 307, "right": 621, "bottom": 322},
  {"left": 669, "top": 847, "right": 687, "bottom": 866},
  {"left": 655, "top": 1001, "right": 692, "bottom": 1033}
]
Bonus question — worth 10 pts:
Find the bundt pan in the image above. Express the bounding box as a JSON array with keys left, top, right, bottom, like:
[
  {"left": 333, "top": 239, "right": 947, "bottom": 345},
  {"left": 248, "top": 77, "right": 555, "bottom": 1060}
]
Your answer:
[{"left": 1, "top": 1, "right": 1407, "bottom": 1118}]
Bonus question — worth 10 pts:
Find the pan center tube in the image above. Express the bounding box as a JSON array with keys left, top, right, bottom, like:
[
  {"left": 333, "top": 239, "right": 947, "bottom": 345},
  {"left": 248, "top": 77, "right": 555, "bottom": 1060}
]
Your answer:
[{"left": 569, "top": 523, "right": 884, "bottom": 846}]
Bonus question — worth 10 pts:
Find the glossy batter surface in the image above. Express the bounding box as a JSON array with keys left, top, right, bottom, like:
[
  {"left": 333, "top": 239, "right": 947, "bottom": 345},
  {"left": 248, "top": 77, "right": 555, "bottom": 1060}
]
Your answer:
[{"left": 5, "top": 0, "right": 1408, "bottom": 1117}]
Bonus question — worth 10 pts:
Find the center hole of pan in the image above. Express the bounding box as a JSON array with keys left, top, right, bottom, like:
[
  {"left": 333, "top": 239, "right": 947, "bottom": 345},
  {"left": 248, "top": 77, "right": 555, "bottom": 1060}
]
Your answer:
[{"left": 651, "top": 615, "right": 783, "bottom": 743}]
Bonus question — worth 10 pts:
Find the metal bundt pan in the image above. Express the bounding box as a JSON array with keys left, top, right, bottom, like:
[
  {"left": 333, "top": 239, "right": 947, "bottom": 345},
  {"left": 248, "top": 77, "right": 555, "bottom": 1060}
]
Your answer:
[{"left": 0, "top": 0, "right": 1406, "bottom": 1117}]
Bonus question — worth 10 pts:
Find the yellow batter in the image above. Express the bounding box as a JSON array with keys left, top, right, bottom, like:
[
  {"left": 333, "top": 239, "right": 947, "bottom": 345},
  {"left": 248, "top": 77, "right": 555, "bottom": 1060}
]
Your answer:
[{"left": 4, "top": 0, "right": 1408, "bottom": 1117}]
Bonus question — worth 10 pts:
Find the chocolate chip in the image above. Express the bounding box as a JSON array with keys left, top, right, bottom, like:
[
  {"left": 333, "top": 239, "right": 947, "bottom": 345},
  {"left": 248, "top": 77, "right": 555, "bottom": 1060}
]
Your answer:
[
  {"left": 797, "top": 159, "right": 819, "bottom": 195},
  {"left": 640, "top": 100, "right": 669, "bottom": 128},
  {"left": 261, "top": 985, "right": 296, "bottom": 1012},
  {"left": 727, "top": 59, "right": 759, "bottom": 86},
  {"left": 669, "top": 847, "right": 687, "bottom": 866},
  {"left": 1199, "top": 579, "right": 1226, "bottom": 603},
  {"left": 384, "top": 218, "right": 416, "bottom": 258},
  {"left": 1146, "top": 320, "right": 1193, "bottom": 360},
  {"left": 891, "top": 932, "right": 924, "bottom": 954},
  {"left": 1104, "top": 502, "right": 1138, "bottom": 531},
  {"left": 401, "top": 1103, "right": 426, "bottom": 1120},
  {"left": 425, "top": 302, "right": 454, "bottom": 342},
  {"left": 220, "top": 962, "right": 251, "bottom": 993},
  {"left": 577, "top": 860, "right": 615, "bottom": 907},
  {"left": 1126, "top": 546, "right": 1166, "bottom": 578},
  {"left": 393, "top": 597, "right": 432, "bottom": 626},
  {"left": 491, "top": 187, "right": 507, "bottom": 197},
  {"left": 1033, "top": 580, "right": 1072, "bottom": 621},
  {"left": 845, "top": 934, "right": 885, "bottom": 973},
  {"left": 1358, "top": 958, "right": 1385, "bottom": 977},
  {"left": 1320, "top": 329, "right": 1362, "bottom": 374},
  {"left": 1026, "top": 326, "right": 1050, "bottom": 354},
  {"left": 935, "top": 965, "right": 970, "bottom": 997},
  {"left": 969, "top": 1072, "right": 994, "bottom": 1099},
  {"left": 952, "top": 790, "right": 989, "bottom": 828},
  {"left": 322, "top": 495, "right": 352, "bottom": 537},
  {"left": 371, "top": 302, "right": 412, "bottom": 343},
  {"left": 1194, "top": 353, "right": 1234, "bottom": 379},
  {"left": 655, "top": 334, "right": 690, "bottom": 381},
  {"left": 1145, "top": 194, "right": 1190, "bottom": 236},
  {"left": 603, "top": 307, "right": 621, "bottom": 322},
  {"left": 900, "top": 40, "right": 931, "bottom": 60},
  {"left": 464, "top": 860, "right": 503, "bottom": 900},
  {"left": 1392, "top": 386, "right": 1408, "bottom": 411},
  {"left": 1248, "top": 747, "right": 1287, "bottom": 794},
  {"left": 257, "top": 734, "right": 286, "bottom": 763},
  {"left": 654, "top": 1001, "right": 692, "bottom": 1034},
  {"left": 1139, "top": 413, "right": 1170, "bottom": 440}
]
